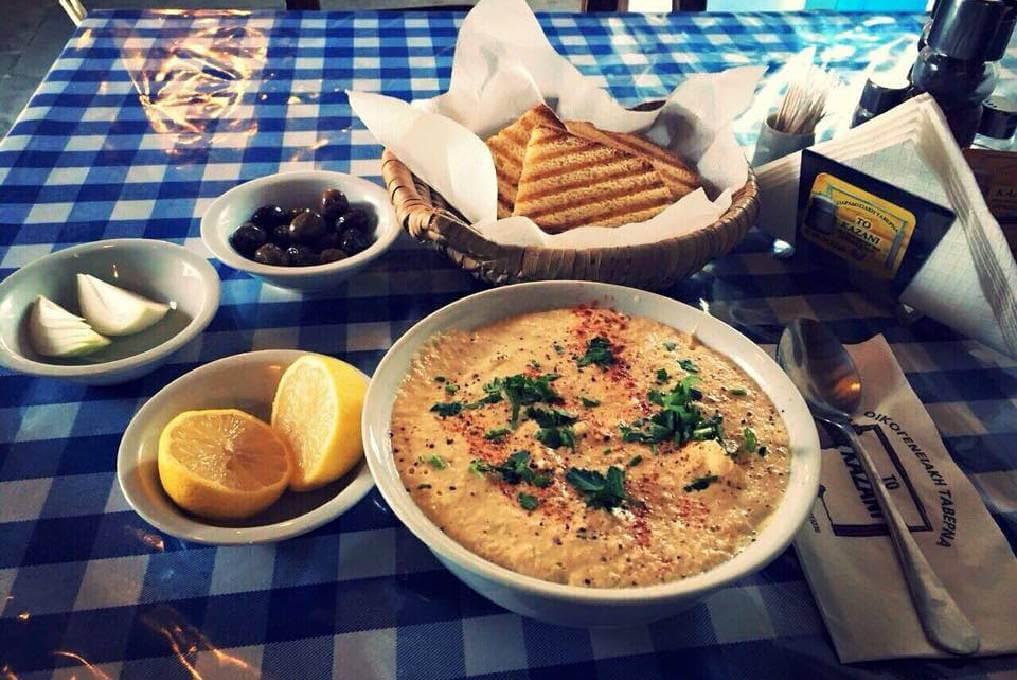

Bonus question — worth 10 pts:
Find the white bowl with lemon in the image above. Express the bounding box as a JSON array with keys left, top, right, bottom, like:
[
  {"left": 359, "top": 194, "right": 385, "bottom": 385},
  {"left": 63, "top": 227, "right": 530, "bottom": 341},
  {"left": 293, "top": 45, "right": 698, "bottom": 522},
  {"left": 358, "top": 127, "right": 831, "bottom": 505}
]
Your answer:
[{"left": 117, "top": 350, "right": 373, "bottom": 544}]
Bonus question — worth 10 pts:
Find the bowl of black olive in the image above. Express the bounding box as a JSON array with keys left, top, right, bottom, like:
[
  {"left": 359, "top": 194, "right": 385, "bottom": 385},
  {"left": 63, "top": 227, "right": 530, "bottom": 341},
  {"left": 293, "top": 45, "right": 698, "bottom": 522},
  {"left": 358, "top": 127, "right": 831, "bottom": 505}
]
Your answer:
[{"left": 200, "top": 171, "right": 399, "bottom": 291}]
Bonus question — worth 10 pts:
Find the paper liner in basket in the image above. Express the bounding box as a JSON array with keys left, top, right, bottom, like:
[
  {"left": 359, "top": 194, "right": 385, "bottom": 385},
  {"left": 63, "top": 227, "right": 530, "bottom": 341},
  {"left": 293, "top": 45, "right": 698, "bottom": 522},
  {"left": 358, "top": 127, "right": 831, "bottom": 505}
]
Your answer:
[
  {"left": 347, "top": 0, "right": 763, "bottom": 249},
  {"left": 754, "top": 94, "right": 1017, "bottom": 359}
]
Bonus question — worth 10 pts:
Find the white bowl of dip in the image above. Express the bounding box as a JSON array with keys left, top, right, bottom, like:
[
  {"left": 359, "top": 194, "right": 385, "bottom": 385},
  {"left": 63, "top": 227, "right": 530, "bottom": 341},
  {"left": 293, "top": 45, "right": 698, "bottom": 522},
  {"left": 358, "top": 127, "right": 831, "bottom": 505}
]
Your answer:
[{"left": 362, "top": 280, "right": 820, "bottom": 627}]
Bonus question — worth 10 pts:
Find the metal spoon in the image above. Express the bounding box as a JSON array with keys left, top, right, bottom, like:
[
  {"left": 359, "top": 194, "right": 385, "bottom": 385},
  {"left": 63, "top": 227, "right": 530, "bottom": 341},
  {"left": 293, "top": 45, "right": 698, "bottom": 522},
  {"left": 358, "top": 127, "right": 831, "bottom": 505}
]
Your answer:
[{"left": 777, "top": 318, "right": 980, "bottom": 656}]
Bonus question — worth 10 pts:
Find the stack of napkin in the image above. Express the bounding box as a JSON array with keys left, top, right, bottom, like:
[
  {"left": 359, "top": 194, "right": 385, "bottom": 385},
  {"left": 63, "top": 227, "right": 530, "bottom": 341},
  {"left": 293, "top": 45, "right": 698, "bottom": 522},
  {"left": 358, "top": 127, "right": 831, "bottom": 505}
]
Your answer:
[{"left": 755, "top": 94, "right": 1017, "bottom": 359}]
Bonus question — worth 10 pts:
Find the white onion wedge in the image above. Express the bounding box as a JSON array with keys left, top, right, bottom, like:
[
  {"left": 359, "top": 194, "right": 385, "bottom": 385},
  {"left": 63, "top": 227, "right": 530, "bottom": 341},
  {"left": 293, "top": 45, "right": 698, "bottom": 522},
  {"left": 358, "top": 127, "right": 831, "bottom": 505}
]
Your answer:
[
  {"left": 29, "top": 295, "right": 111, "bottom": 358},
  {"left": 76, "top": 273, "right": 169, "bottom": 337}
]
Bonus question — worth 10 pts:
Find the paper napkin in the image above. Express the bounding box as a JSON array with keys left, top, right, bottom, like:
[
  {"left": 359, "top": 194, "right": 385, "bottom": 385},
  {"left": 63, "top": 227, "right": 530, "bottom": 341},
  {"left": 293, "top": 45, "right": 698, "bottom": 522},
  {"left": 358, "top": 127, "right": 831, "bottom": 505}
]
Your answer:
[{"left": 793, "top": 334, "right": 1017, "bottom": 662}]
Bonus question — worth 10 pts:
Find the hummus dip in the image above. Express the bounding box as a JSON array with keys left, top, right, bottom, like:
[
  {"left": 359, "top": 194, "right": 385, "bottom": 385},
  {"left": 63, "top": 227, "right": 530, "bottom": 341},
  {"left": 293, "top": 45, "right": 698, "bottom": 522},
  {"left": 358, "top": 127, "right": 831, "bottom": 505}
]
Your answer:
[{"left": 391, "top": 306, "right": 790, "bottom": 588}]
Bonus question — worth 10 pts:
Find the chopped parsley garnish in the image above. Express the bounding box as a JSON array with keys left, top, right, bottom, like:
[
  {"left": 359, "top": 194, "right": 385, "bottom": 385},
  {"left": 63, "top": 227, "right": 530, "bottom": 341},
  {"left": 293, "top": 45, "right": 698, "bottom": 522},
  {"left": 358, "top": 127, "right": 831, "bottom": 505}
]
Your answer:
[
  {"left": 727, "top": 386, "right": 747, "bottom": 396},
  {"left": 442, "top": 375, "right": 556, "bottom": 424},
  {"left": 576, "top": 336, "right": 615, "bottom": 369},
  {"left": 553, "top": 341, "right": 566, "bottom": 356},
  {"left": 532, "top": 473, "right": 553, "bottom": 488},
  {"left": 518, "top": 492, "right": 539, "bottom": 510},
  {"left": 526, "top": 407, "right": 577, "bottom": 428},
  {"left": 683, "top": 474, "right": 718, "bottom": 492},
  {"left": 499, "top": 374, "right": 564, "bottom": 427},
  {"left": 485, "top": 427, "right": 511, "bottom": 442},
  {"left": 628, "top": 455, "right": 643, "bottom": 467},
  {"left": 678, "top": 358, "right": 699, "bottom": 373},
  {"left": 462, "top": 380, "right": 505, "bottom": 409},
  {"left": 621, "top": 375, "right": 722, "bottom": 448},
  {"left": 430, "top": 401, "right": 463, "bottom": 418},
  {"left": 535, "top": 426, "right": 576, "bottom": 450},
  {"left": 471, "top": 450, "right": 552, "bottom": 489},
  {"left": 425, "top": 454, "right": 446, "bottom": 470},
  {"left": 656, "top": 368, "right": 669, "bottom": 383},
  {"left": 417, "top": 483, "right": 432, "bottom": 490},
  {"left": 444, "top": 382, "right": 460, "bottom": 395},
  {"left": 566, "top": 466, "right": 633, "bottom": 510},
  {"left": 528, "top": 360, "right": 541, "bottom": 370},
  {"left": 743, "top": 427, "right": 757, "bottom": 454},
  {"left": 663, "top": 341, "right": 677, "bottom": 351},
  {"left": 580, "top": 396, "right": 601, "bottom": 408}
]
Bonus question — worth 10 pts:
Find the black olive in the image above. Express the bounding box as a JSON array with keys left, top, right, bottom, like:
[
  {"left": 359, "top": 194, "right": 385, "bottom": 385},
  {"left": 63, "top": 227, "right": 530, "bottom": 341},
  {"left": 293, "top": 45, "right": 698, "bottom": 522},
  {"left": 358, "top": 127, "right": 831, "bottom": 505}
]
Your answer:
[
  {"left": 286, "top": 245, "right": 318, "bottom": 267},
  {"left": 250, "top": 205, "right": 288, "bottom": 229},
  {"left": 340, "top": 228, "right": 373, "bottom": 255},
  {"left": 334, "top": 204, "right": 376, "bottom": 234},
  {"left": 228, "top": 222, "right": 267, "bottom": 257},
  {"left": 320, "top": 188, "right": 350, "bottom": 222},
  {"left": 254, "top": 243, "right": 287, "bottom": 266},
  {"left": 287, "top": 210, "right": 327, "bottom": 244},
  {"left": 318, "top": 248, "right": 348, "bottom": 264},
  {"left": 270, "top": 222, "right": 290, "bottom": 246},
  {"left": 313, "top": 231, "right": 341, "bottom": 252}
]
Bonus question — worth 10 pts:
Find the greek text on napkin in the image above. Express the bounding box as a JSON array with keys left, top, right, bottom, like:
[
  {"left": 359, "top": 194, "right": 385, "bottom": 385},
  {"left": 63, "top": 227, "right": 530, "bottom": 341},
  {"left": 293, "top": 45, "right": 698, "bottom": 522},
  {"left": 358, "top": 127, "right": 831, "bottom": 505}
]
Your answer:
[
  {"left": 347, "top": 0, "right": 763, "bottom": 249},
  {"left": 793, "top": 334, "right": 1017, "bottom": 663}
]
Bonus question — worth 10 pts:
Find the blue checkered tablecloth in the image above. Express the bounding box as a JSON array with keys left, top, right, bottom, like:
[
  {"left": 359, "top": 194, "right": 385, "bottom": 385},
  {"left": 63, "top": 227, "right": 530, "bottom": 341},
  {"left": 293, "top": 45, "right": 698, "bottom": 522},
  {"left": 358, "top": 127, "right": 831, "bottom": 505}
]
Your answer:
[{"left": 1, "top": 8, "right": 1016, "bottom": 679}]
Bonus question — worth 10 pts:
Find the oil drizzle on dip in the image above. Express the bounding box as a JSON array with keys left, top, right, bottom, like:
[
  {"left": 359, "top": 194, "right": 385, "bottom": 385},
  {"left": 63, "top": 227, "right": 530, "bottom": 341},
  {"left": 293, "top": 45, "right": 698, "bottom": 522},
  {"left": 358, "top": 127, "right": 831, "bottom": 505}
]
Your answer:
[{"left": 391, "top": 306, "right": 790, "bottom": 588}]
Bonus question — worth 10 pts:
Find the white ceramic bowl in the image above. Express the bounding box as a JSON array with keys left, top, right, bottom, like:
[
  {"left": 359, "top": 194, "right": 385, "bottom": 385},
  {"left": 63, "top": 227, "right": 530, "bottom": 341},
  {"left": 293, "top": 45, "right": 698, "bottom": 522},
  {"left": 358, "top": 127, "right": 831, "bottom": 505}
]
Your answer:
[
  {"left": 362, "top": 281, "right": 821, "bottom": 627},
  {"left": 118, "top": 349, "right": 374, "bottom": 544},
  {"left": 0, "top": 238, "right": 219, "bottom": 385},
  {"left": 200, "top": 170, "right": 400, "bottom": 291}
]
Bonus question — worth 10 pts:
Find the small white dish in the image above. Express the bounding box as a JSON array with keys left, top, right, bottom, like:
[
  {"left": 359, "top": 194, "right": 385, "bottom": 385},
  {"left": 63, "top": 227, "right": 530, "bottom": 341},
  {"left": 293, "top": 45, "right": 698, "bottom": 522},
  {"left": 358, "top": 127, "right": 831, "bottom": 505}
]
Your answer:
[
  {"left": 200, "top": 170, "right": 400, "bottom": 291},
  {"left": 362, "top": 280, "right": 821, "bottom": 627},
  {"left": 0, "top": 238, "right": 219, "bottom": 385},
  {"left": 118, "top": 349, "right": 374, "bottom": 544}
]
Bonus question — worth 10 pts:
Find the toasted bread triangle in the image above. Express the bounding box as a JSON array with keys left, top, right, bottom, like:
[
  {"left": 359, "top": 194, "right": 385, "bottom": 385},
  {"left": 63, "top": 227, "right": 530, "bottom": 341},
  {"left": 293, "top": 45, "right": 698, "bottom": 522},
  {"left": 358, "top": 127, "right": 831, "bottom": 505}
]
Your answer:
[
  {"left": 485, "top": 104, "right": 565, "bottom": 218},
  {"left": 512, "top": 125, "right": 674, "bottom": 234},
  {"left": 565, "top": 120, "right": 702, "bottom": 201}
]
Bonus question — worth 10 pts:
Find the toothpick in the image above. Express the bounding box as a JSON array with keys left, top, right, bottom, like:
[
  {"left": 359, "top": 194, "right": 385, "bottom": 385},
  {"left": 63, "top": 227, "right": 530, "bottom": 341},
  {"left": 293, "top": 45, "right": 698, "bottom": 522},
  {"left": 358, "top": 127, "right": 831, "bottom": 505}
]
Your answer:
[{"left": 772, "top": 64, "right": 835, "bottom": 136}]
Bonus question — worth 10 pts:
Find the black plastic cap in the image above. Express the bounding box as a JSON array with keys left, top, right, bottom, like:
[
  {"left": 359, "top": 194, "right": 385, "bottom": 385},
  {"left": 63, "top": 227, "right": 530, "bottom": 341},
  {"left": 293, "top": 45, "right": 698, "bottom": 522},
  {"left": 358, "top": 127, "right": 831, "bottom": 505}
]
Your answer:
[
  {"left": 979, "top": 95, "right": 1017, "bottom": 138},
  {"left": 858, "top": 78, "right": 909, "bottom": 116},
  {"left": 986, "top": 0, "right": 1017, "bottom": 61},
  {"left": 928, "top": 0, "right": 1006, "bottom": 61}
]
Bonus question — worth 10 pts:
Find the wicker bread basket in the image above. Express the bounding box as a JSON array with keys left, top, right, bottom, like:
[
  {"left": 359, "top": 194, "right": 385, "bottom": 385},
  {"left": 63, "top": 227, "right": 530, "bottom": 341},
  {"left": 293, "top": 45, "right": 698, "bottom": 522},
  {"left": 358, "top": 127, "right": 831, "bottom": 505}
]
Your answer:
[{"left": 380, "top": 145, "right": 759, "bottom": 290}]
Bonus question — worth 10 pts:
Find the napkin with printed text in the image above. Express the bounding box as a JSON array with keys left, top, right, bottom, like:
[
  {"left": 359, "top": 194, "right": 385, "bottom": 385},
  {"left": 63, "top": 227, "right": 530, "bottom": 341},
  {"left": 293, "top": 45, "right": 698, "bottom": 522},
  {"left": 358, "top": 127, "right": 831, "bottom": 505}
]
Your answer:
[{"left": 793, "top": 334, "right": 1017, "bottom": 662}]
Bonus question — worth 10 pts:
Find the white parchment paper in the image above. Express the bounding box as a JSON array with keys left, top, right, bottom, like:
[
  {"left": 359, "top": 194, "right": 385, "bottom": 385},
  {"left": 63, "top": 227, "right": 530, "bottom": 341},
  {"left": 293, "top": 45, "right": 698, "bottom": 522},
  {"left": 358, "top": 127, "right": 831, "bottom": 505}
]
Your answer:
[
  {"left": 348, "top": 0, "right": 763, "bottom": 248},
  {"left": 794, "top": 335, "right": 1017, "bottom": 663}
]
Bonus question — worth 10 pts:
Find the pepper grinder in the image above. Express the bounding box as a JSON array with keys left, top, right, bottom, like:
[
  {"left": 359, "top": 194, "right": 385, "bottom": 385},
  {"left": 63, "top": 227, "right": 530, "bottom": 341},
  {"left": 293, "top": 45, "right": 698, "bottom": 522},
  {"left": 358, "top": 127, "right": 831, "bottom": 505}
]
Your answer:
[{"left": 908, "top": 0, "right": 1017, "bottom": 147}]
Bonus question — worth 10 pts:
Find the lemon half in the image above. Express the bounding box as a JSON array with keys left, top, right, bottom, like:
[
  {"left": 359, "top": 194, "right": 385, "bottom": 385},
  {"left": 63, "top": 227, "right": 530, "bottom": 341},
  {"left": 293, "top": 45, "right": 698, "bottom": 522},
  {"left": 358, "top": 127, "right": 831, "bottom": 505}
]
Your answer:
[
  {"left": 158, "top": 409, "right": 291, "bottom": 521},
  {"left": 271, "top": 354, "right": 366, "bottom": 491}
]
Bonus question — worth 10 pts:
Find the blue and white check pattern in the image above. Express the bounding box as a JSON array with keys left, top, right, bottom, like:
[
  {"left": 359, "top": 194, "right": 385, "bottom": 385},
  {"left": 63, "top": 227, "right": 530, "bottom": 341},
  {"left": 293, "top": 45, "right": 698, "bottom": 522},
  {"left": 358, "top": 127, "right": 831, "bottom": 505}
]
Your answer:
[{"left": 1, "top": 9, "right": 1016, "bottom": 679}]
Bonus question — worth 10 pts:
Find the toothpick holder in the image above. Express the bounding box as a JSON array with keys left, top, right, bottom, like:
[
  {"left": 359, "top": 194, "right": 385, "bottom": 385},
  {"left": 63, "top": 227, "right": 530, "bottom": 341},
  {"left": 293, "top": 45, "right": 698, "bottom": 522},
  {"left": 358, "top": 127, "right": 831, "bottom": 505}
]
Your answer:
[{"left": 752, "top": 113, "right": 815, "bottom": 167}]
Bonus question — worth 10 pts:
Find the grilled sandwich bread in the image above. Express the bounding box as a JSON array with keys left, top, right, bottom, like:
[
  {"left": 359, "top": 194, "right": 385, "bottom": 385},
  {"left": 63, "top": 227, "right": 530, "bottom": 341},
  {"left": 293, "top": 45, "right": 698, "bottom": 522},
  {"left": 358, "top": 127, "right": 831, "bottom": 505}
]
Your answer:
[
  {"left": 485, "top": 104, "right": 565, "bottom": 218},
  {"left": 485, "top": 104, "right": 703, "bottom": 233},
  {"left": 564, "top": 120, "right": 701, "bottom": 202},
  {"left": 512, "top": 124, "right": 674, "bottom": 234}
]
